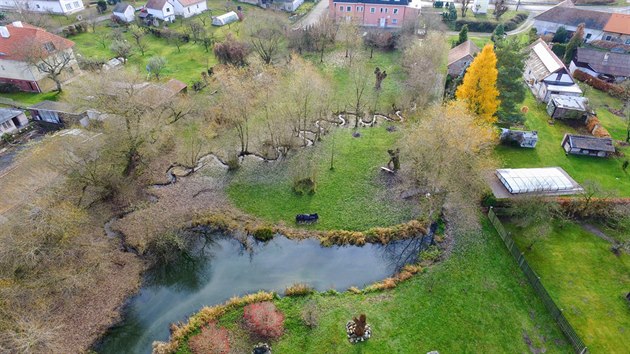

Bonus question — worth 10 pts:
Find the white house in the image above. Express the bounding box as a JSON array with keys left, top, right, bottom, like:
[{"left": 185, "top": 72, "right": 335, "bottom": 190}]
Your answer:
[
  {"left": 0, "top": 22, "right": 80, "bottom": 92},
  {"left": 0, "top": 108, "right": 28, "bottom": 135},
  {"left": 112, "top": 2, "right": 135, "bottom": 23},
  {"left": 171, "top": 0, "right": 207, "bottom": 18},
  {"left": 145, "top": 0, "right": 175, "bottom": 22},
  {"left": 524, "top": 39, "right": 582, "bottom": 103},
  {"left": 532, "top": 0, "right": 611, "bottom": 43},
  {"left": 0, "top": 0, "right": 84, "bottom": 15},
  {"left": 472, "top": 0, "right": 488, "bottom": 15}
]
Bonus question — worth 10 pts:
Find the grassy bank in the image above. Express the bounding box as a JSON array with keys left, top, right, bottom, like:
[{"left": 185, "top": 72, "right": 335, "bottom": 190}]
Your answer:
[
  {"left": 507, "top": 221, "right": 630, "bottom": 353},
  {"left": 227, "top": 126, "right": 418, "bottom": 231},
  {"left": 176, "top": 221, "right": 571, "bottom": 353},
  {"left": 495, "top": 91, "right": 630, "bottom": 196}
]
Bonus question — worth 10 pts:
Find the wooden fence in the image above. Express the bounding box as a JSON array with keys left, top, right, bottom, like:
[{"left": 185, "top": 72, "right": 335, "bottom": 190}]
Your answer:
[{"left": 487, "top": 207, "right": 588, "bottom": 354}]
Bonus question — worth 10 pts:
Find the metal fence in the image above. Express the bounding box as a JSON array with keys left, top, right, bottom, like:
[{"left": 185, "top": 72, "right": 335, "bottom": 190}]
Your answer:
[{"left": 487, "top": 207, "right": 588, "bottom": 354}]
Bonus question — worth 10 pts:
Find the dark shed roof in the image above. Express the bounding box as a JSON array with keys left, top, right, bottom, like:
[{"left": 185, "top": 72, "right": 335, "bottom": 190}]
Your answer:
[
  {"left": 564, "top": 134, "right": 615, "bottom": 152},
  {"left": 113, "top": 2, "right": 132, "bottom": 13},
  {"left": 0, "top": 108, "right": 24, "bottom": 124}
]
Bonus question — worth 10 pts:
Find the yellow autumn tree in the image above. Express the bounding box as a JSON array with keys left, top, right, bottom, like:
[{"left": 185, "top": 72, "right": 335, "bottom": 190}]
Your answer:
[{"left": 456, "top": 44, "right": 500, "bottom": 124}]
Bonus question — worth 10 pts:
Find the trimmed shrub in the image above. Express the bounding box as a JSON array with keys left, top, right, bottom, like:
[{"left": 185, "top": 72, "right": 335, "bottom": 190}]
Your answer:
[
  {"left": 188, "top": 322, "right": 230, "bottom": 354},
  {"left": 285, "top": 283, "right": 314, "bottom": 296},
  {"left": 213, "top": 34, "right": 249, "bottom": 66},
  {"left": 243, "top": 302, "right": 284, "bottom": 339},
  {"left": 253, "top": 226, "right": 274, "bottom": 242}
]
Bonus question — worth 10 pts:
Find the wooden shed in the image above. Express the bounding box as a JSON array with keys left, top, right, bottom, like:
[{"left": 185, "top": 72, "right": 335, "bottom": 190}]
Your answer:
[
  {"left": 546, "top": 95, "right": 588, "bottom": 120},
  {"left": 561, "top": 134, "right": 615, "bottom": 157}
]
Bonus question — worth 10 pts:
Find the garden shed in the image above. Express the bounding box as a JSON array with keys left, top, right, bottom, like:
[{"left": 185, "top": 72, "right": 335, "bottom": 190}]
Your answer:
[
  {"left": 212, "top": 11, "right": 239, "bottom": 26},
  {"left": 496, "top": 167, "right": 582, "bottom": 195},
  {"left": 499, "top": 129, "right": 538, "bottom": 148},
  {"left": 561, "top": 134, "right": 615, "bottom": 157},
  {"left": 546, "top": 95, "right": 588, "bottom": 119},
  {"left": 0, "top": 108, "right": 28, "bottom": 135},
  {"left": 28, "top": 100, "right": 86, "bottom": 126}
]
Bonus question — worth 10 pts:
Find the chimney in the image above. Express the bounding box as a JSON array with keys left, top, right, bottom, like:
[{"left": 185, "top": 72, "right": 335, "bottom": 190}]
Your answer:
[
  {"left": 12, "top": 21, "right": 23, "bottom": 28},
  {"left": 0, "top": 26, "right": 9, "bottom": 39}
]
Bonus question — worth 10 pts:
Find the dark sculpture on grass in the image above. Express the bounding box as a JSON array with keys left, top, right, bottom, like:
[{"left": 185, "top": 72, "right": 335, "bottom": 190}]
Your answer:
[
  {"left": 253, "top": 342, "right": 271, "bottom": 354},
  {"left": 346, "top": 314, "right": 372, "bottom": 343},
  {"left": 374, "top": 67, "right": 388, "bottom": 90},
  {"left": 387, "top": 148, "right": 400, "bottom": 171}
]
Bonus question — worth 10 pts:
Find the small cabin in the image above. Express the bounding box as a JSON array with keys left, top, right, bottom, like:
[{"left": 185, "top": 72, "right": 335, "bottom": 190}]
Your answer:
[
  {"left": 561, "top": 134, "right": 615, "bottom": 157},
  {"left": 29, "top": 100, "right": 86, "bottom": 127},
  {"left": 0, "top": 108, "right": 28, "bottom": 135},
  {"left": 500, "top": 129, "right": 538, "bottom": 148},
  {"left": 212, "top": 11, "right": 239, "bottom": 26},
  {"left": 546, "top": 95, "right": 588, "bottom": 120}
]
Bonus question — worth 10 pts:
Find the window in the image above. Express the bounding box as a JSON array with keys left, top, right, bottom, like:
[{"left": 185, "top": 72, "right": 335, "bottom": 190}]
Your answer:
[
  {"left": 347, "top": 6, "right": 351, "bottom": 11},
  {"left": 166, "top": 7, "right": 171, "bottom": 12},
  {"left": 197, "top": 4, "right": 199, "bottom": 8},
  {"left": 370, "top": 7, "right": 375, "bottom": 13},
  {"left": 357, "top": 6, "right": 363, "bottom": 11},
  {"left": 36, "top": 4, "right": 40, "bottom": 8},
  {"left": 585, "top": 33, "right": 592, "bottom": 39},
  {"left": 605, "top": 35, "right": 612, "bottom": 41},
  {"left": 393, "top": 8, "right": 398, "bottom": 14},
  {"left": 340, "top": 5, "right": 343, "bottom": 11},
  {"left": 65, "top": 3, "right": 71, "bottom": 10},
  {"left": 625, "top": 39, "right": 630, "bottom": 45},
  {"left": 392, "top": 19, "right": 397, "bottom": 24},
  {"left": 380, "top": 7, "right": 384, "bottom": 12},
  {"left": 73, "top": 1, "right": 79, "bottom": 7},
  {"left": 188, "top": 7, "right": 190, "bottom": 12},
  {"left": 43, "top": 42, "right": 56, "bottom": 52}
]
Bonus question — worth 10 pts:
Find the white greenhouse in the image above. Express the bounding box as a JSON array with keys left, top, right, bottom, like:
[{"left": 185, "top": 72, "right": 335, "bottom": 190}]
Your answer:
[
  {"left": 212, "top": 11, "right": 239, "bottom": 26},
  {"left": 496, "top": 167, "right": 581, "bottom": 195}
]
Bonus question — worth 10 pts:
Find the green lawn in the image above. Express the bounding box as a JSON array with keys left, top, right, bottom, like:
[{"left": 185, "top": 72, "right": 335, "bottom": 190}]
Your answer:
[
  {"left": 507, "top": 221, "right": 630, "bottom": 353},
  {"left": 178, "top": 222, "right": 571, "bottom": 353},
  {"left": 495, "top": 91, "right": 630, "bottom": 196},
  {"left": 0, "top": 91, "right": 61, "bottom": 107},
  {"left": 227, "top": 126, "right": 418, "bottom": 231}
]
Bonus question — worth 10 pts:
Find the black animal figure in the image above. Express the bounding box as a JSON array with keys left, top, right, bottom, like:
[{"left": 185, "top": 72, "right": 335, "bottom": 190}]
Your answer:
[{"left": 296, "top": 213, "right": 319, "bottom": 224}]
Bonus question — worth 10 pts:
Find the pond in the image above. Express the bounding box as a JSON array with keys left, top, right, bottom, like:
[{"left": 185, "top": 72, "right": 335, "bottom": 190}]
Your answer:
[{"left": 96, "top": 231, "right": 433, "bottom": 354}]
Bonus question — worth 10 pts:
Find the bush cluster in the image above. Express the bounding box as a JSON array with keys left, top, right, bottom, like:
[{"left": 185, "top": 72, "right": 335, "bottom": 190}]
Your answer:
[
  {"left": 455, "top": 13, "right": 527, "bottom": 33},
  {"left": 62, "top": 22, "right": 88, "bottom": 37},
  {"left": 213, "top": 35, "right": 249, "bottom": 66},
  {"left": 252, "top": 226, "right": 274, "bottom": 242},
  {"left": 147, "top": 27, "right": 190, "bottom": 42},
  {"left": 77, "top": 56, "right": 107, "bottom": 71},
  {"left": 573, "top": 70, "right": 627, "bottom": 98},
  {"left": 243, "top": 301, "right": 285, "bottom": 339},
  {"left": 284, "top": 283, "right": 314, "bottom": 296},
  {"left": 188, "top": 322, "right": 230, "bottom": 354}
]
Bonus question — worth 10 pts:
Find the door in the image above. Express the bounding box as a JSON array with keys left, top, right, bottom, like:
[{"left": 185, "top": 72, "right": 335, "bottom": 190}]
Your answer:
[{"left": 379, "top": 18, "right": 386, "bottom": 28}]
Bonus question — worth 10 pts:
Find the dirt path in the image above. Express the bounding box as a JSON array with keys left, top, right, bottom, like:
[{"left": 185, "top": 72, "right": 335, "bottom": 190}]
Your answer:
[
  {"left": 296, "top": 0, "right": 328, "bottom": 28},
  {"left": 579, "top": 222, "right": 618, "bottom": 245}
]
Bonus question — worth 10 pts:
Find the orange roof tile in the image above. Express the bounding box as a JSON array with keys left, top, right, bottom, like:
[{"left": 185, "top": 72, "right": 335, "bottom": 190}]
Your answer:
[
  {"left": 0, "top": 22, "right": 74, "bottom": 62},
  {"left": 603, "top": 13, "right": 630, "bottom": 35}
]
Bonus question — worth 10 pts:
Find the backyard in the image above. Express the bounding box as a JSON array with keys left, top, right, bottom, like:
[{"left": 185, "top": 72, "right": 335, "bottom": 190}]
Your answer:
[
  {"left": 495, "top": 89, "right": 630, "bottom": 196},
  {"left": 176, "top": 221, "right": 572, "bottom": 353},
  {"left": 506, "top": 220, "right": 630, "bottom": 353}
]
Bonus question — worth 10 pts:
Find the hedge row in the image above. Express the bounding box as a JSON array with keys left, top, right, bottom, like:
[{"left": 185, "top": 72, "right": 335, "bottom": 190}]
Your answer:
[
  {"left": 455, "top": 13, "right": 528, "bottom": 33},
  {"left": 573, "top": 69, "right": 627, "bottom": 98}
]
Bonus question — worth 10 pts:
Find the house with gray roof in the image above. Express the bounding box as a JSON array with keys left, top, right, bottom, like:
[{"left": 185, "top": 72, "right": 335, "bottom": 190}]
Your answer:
[
  {"left": 447, "top": 40, "right": 480, "bottom": 78},
  {"left": 113, "top": 2, "right": 135, "bottom": 23},
  {"left": 570, "top": 47, "right": 630, "bottom": 83},
  {"left": 533, "top": 0, "right": 612, "bottom": 43},
  {"left": 561, "top": 134, "right": 615, "bottom": 157},
  {"left": 524, "top": 39, "right": 582, "bottom": 102},
  {"left": 0, "top": 108, "right": 28, "bottom": 135}
]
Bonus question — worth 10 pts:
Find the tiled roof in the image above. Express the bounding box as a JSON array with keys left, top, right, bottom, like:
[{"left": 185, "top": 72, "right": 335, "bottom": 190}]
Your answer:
[
  {"left": 603, "top": 13, "right": 630, "bottom": 35},
  {"left": 113, "top": 2, "right": 133, "bottom": 13},
  {"left": 145, "top": 0, "right": 169, "bottom": 10},
  {"left": 447, "top": 40, "right": 479, "bottom": 65},
  {"left": 0, "top": 23, "right": 74, "bottom": 62},
  {"left": 176, "top": 0, "right": 205, "bottom": 6},
  {"left": 575, "top": 47, "right": 630, "bottom": 77},
  {"left": 526, "top": 39, "right": 566, "bottom": 81},
  {"left": 534, "top": 4, "right": 612, "bottom": 30}
]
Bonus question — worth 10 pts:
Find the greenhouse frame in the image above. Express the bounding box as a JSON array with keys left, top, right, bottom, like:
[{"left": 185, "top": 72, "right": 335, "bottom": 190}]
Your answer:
[
  {"left": 496, "top": 167, "right": 581, "bottom": 195},
  {"left": 212, "top": 11, "right": 239, "bottom": 26}
]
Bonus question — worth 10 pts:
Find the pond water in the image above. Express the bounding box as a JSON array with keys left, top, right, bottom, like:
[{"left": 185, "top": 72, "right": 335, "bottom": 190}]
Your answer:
[{"left": 96, "top": 231, "right": 432, "bottom": 354}]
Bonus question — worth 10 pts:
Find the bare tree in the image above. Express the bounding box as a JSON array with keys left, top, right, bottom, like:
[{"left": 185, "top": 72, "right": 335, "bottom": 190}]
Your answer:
[
  {"left": 110, "top": 40, "right": 132, "bottom": 63},
  {"left": 147, "top": 56, "right": 167, "bottom": 80},
  {"left": 338, "top": 19, "right": 361, "bottom": 63},
  {"left": 460, "top": 0, "right": 471, "bottom": 17},
  {"left": 347, "top": 62, "right": 371, "bottom": 128},
  {"left": 16, "top": 36, "right": 76, "bottom": 92},
  {"left": 493, "top": 0, "right": 509, "bottom": 20},
  {"left": 246, "top": 12, "right": 288, "bottom": 65},
  {"left": 163, "top": 29, "right": 186, "bottom": 53},
  {"left": 129, "top": 24, "right": 149, "bottom": 56},
  {"left": 187, "top": 20, "right": 206, "bottom": 44},
  {"left": 312, "top": 14, "right": 338, "bottom": 63},
  {"left": 94, "top": 30, "right": 110, "bottom": 49}
]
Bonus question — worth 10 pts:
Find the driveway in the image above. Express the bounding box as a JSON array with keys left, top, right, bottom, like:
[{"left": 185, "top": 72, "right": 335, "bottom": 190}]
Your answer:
[{"left": 297, "top": 0, "right": 329, "bottom": 28}]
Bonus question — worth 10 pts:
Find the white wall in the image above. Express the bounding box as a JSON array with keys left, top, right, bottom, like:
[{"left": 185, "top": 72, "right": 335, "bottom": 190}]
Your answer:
[
  {"left": 114, "top": 6, "right": 135, "bottom": 22},
  {"left": 147, "top": 2, "right": 175, "bottom": 21},
  {"left": 472, "top": 0, "right": 488, "bottom": 15},
  {"left": 283, "top": 0, "right": 304, "bottom": 12},
  {"left": 532, "top": 20, "right": 604, "bottom": 43},
  {"left": 172, "top": 0, "right": 207, "bottom": 18},
  {"left": 0, "top": 0, "right": 84, "bottom": 14},
  {"left": 0, "top": 59, "right": 40, "bottom": 82}
]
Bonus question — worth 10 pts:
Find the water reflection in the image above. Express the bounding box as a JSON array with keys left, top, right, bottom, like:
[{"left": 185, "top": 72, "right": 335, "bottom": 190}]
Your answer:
[{"left": 97, "top": 231, "right": 433, "bottom": 354}]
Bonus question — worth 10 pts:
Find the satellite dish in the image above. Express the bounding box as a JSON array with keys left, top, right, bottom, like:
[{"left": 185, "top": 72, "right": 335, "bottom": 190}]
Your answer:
[{"left": 76, "top": 14, "right": 83, "bottom": 21}]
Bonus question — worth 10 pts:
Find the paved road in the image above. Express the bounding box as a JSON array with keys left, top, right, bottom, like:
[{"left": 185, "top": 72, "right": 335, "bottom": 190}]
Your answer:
[{"left": 297, "top": 0, "right": 329, "bottom": 28}]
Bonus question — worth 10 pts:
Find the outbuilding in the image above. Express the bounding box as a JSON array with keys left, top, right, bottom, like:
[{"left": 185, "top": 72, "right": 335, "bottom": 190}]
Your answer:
[
  {"left": 561, "top": 134, "right": 615, "bottom": 157},
  {"left": 0, "top": 108, "right": 28, "bottom": 135},
  {"left": 29, "top": 100, "right": 86, "bottom": 126},
  {"left": 212, "top": 11, "right": 239, "bottom": 26},
  {"left": 496, "top": 167, "right": 582, "bottom": 195},
  {"left": 546, "top": 95, "right": 588, "bottom": 120},
  {"left": 113, "top": 2, "right": 136, "bottom": 23},
  {"left": 499, "top": 129, "right": 538, "bottom": 148}
]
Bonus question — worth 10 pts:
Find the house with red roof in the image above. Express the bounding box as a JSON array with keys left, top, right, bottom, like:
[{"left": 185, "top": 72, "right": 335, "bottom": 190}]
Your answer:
[
  {"left": 602, "top": 13, "right": 630, "bottom": 45},
  {"left": 532, "top": 0, "right": 612, "bottom": 43},
  {"left": 328, "top": 0, "right": 421, "bottom": 28},
  {"left": 145, "top": 0, "right": 176, "bottom": 22},
  {"left": 171, "top": 0, "right": 207, "bottom": 18},
  {"left": 0, "top": 22, "right": 79, "bottom": 92}
]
